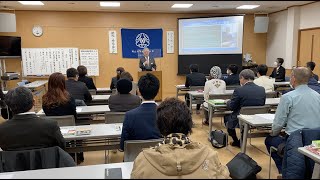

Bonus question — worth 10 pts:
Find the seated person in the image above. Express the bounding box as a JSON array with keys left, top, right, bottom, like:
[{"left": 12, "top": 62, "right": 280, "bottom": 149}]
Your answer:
[
  {"left": 223, "top": 64, "right": 240, "bottom": 85},
  {"left": 306, "top": 61, "right": 319, "bottom": 81},
  {"left": 65, "top": 68, "right": 92, "bottom": 106},
  {"left": 120, "top": 71, "right": 138, "bottom": 95},
  {"left": 265, "top": 67, "right": 320, "bottom": 175},
  {"left": 270, "top": 58, "right": 286, "bottom": 82},
  {"left": 110, "top": 67, "right": 125, "bottom": 90},
  {"left": 109, "top": 79, "right": 141, "bottom": 112},
  {"left": 0, "top": 87, "right": 12, "bottom": 120},
  {"left": 0, "top": 87, "right": 65, "bottom": 151},
  {"left": 77, "top": 65, "right": 97, "bottom": 90},
  {"left": 131, "top": 98, "right": 230, "bottom": 179},
  {"left": 120, "top": 73, "right": 162, "bottom": 150},
  {"left": 42, "top": 72, "right": 77, "bottom": 119},
  {"left": 225, "top": 69, "right": 266, "bottom": 147},
  {"left": 185, "top": 64, "right": 207, "bottom": 114},
  {"left": 253, "top": 64, "right": 275, "bottom": 92},
  {"left": 203, "top": 66, "right": 226, "bottom": 125}
]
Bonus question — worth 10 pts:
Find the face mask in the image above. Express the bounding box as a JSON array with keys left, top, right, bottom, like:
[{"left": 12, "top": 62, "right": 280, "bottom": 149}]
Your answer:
[
  {"left": 227, "top": 70, "right": 230, "bottom": 75},
  {"left": 274, "top": 62, "right": 278, "bottom": 66}
]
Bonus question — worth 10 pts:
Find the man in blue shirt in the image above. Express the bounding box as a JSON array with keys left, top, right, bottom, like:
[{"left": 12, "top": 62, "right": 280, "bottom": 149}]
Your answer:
[
  {"left": 265, "top": 67, "right": 320, "bottom": 174},
  {"left": 120, "top": 73, "right": 162, "bottom": 150}
]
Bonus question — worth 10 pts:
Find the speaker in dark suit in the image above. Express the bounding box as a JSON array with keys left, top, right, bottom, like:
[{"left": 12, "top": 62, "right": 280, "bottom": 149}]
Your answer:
[{"left": 139, "top": 48, "right": 157, "bottom": 71}]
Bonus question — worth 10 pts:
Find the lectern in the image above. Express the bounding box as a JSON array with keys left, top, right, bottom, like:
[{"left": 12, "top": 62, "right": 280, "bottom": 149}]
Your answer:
[{"left": 138, "top": 71, "right": 162, "bottom": 101}]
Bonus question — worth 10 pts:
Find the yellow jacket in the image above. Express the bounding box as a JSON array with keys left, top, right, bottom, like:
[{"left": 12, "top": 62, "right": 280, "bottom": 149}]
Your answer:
[{"left": 131, "top": 142, "right": 230, "bottom": 179}]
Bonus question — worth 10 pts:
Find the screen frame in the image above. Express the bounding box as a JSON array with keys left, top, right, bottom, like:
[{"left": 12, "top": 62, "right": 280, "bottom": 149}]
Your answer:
[{"left": 0, "top": 36, "right": 22, "bottom": 59}]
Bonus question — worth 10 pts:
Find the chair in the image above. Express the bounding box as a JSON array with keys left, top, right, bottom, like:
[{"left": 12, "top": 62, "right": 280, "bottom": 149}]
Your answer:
[
  {"left": 266, "top": 91, "right": 277, "bottom": 98},
  {"left": 0, "top": 146, "right": 76, "bottom": 172},
  {"left": 189, "top": 86, "right": 205, "bottom": 111},
  {"left": 17, "top": 82, "right": 25, "bottom": 87},
  {"left": 43, "top": 115, "right": 75, "bottom": 127},
  {"left": 226, "top": 85, "right": 240, "bottom": 90},
  {"left": 105, "top": 112, "right": 126, "bottom": 124},
  {"left": 269, "top": 146, "right": 278, "bottom": 179},
  {"left": 285, "top": 76, "right": 290, "bottom": 82},
  {"left": 112, "top": 89, "right": 117, "bottom": 95},
  {"left": 88, "top": 89, "right": 96, "bottom": 95},
  {"left": 189, "top": 86, "right": 204, "bottom": 91},
  {"left": 124, "top": 139, "right": 163, "bottom": 162}
]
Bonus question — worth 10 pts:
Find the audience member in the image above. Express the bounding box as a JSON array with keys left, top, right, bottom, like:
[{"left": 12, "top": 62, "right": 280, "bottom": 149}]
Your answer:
[
  {"left": 77, "top": 65, "right": 97, "bottom": 90},
  {"left": 42, "top": 72, "right": 77, "bottom": 119},
  {"left": 306, "top": 61, "right": 319, "bottom": 81},
  {"left": 120, "top": 73, "right": 162, "bottom": 150},
  {"left": 120, "top": 71, "right": 138, "bottom": 95},
  {"left": 270, "top": 58, "right": 286, "bottom": 82},
  {"left": 109, "top": 79, "right": 141, "bottom": 112},
  {"left": 265, "top": 67, "right": 320, "bottom": 174},
  {"left": 223, "top": 64, "right": 240, "bottom": 85},
  {"left": 185, "top": 64, "right": 207, "bottom": 114},
  {"left": 65, "top": 68, "right": 92, "bottom": 106},
  {"left": 225, "top": 69, "right": 266, "bottom": 147},
  {"left": 203, "top": 66, "right": 226, "bottom": 125},
  {"left": 0, "top": 87, "right": 65, "bottom": 151},
  {"left": 254, "top": 64, "right": 275, "bottom": 92},
  {"left": 110, "top": 67, "right": 125, "bottom": 90},
  {"left": 131, "top": 98, "right": 230, "bottom": 179}
]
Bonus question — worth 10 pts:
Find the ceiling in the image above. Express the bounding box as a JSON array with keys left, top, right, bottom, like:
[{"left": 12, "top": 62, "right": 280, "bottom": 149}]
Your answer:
[{"left": 0, "top": 1, "right": 314, "bottom": 14}]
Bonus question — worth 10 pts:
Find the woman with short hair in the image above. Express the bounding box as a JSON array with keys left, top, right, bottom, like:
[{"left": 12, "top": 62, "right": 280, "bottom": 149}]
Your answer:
[
  {"left": 77, "top": 65, "right": 97, "bottom": 90},
  {"left": 131, "top": 98, "right": 230, "bottom": 179}
]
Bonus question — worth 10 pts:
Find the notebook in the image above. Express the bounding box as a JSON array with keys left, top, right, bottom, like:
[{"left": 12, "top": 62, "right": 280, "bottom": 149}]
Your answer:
[{"left": 208, "top": 99, "right": 226, "bottom": 105}]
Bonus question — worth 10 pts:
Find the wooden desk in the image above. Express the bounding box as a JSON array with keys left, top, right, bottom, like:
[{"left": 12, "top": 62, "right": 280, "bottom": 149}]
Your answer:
[
  {"left": 176, "top": 85, "right": 190, "bottom": 98},
  {"left": 138, "top": 71, "right": 162, "bottom": 101},
  {"left": 0, "top": 162, "right": 133, "bottom": 179},
  {"left": 96, "top": 88, "right": 112, "bottom": 95}
]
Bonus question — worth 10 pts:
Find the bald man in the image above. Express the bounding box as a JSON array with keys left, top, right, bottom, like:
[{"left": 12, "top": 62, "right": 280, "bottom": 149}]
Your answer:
[
  {"left": 265, "top": 67, "right": 320, "bottom": 174},
  {"left": 139, "top": 48, "right": 156, "bottom": 71}
]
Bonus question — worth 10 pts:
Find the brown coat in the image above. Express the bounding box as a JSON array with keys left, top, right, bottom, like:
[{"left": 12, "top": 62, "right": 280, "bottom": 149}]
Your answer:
[{"left": 131, "top": 142, "right": 230, "bottom": 179}]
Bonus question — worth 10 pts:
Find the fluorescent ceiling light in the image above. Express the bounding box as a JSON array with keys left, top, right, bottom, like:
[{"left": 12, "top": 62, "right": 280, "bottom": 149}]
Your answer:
[
  {"left": 100, "top": 2, "right": 120, "bottom": 7},
  {"left": 236, "top": 5, "right": 260, "bottom": 9},
  {"left": 171, "top": 4, "right": 193, "bottom": 8},
  {"left": 18, "top": 1, "right": 44, "bottom": 5}
]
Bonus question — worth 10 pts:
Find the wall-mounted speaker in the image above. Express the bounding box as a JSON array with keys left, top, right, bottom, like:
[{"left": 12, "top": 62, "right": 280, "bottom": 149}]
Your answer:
[
  {"left": 254, "top": 16, "right": 269, "bottom": 33},
  {"left": 0, "top": 13, "right": 16, "bottom": 32}
]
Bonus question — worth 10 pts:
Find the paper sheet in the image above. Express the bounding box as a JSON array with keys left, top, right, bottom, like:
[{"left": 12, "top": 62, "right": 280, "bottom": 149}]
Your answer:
[
  {"left": 80, "top": 49, "right": 99, "bottom": 76},
  {"left": 76, "top": 107, "right": 82, "bottom": 112}
]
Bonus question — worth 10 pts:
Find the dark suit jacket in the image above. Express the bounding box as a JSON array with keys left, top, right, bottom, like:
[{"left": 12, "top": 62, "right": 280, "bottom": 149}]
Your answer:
[
  {"left": 223, "top": 74, "right": 240, "bottom": 86},
  {"left": 312, "top": 73, "right": 319, "bottom": 81},
  {"left": 270, "top": 66, "right": 286, "bottom": 82},
  {"left": 139, "top": 56, "right": 156, "bottom": 71},
  {"left": 185, "top": 72, "right": 207, "bottom": 87},
  {"left": 42, "top": 97, "right": 77, "bottom": 120},
  {"left": 78, "top": 76, "right": 97, "bottom": 90},
  {"left": 120, "top": 103, "right": 162, "bottom": 150},
  {"left": 110, "top": 77, "right": 118, "bottom": 90},
  {"left": 226, "top": 82, "right": 266, "bottom": 129},
  {"left": 109, "top": 94, "right": 141, "bottom": 112},
  {"left": 65, "top": 79, "right": 92, "bottom": 102},
  {"left": 0, "top": 114, "right": 66, "bottom": 151}
]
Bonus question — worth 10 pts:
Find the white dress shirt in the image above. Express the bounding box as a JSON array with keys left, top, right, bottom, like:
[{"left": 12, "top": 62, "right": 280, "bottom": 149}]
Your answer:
[
  {"left": 203, "top": 79, "right": 226, "bottom": 108},
  {"left": 253, "top": 76, "right": 275, "bottom": 92}
]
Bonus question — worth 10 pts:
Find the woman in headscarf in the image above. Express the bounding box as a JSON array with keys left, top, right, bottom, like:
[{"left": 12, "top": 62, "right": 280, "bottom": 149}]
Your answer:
[{"left": 203, "top": 66, "right": 226, "bottom": 125}]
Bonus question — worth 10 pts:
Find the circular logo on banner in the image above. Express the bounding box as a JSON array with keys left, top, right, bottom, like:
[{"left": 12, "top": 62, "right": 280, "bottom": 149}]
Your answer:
[{"left": 135, "top": 33, "right": 150, "bottom": 48}]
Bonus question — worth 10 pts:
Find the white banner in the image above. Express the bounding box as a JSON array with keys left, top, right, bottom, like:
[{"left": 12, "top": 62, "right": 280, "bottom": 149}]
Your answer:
[
  {"left": 167, "top": 31, "right": 174, "bottom": 54},
  {"left": 109, "top": 30, "right": 117, "bottom": 54}
]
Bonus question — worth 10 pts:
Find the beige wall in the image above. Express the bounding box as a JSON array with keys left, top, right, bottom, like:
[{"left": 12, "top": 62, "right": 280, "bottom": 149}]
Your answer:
[{"left": 0, "top": 11, "right": 266, "bottom": 98}]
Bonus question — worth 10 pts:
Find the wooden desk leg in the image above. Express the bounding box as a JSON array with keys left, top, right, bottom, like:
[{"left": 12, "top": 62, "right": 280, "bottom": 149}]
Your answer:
[
  {"left": 241, "top": 123, "right": 249, "bottom": 154},
  {"left": 312, "top": 163, "right": 320, "bottom": 179},
  {"left": 189, "top": 94, "right": 192, "bottom": 112},
  {"left": 208, "top": 104, "right": 213, "bottom": 141}
]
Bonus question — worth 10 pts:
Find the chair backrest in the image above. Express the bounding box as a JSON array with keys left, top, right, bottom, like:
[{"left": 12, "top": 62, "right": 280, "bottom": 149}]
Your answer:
[
  {"left": 112, "top": 89, "right": 117, "bottom": 95},
  {"left": 266, "top": 91, "right": 277, "bottom": 98},
  {"left": 209, "top": 94, "right": 232, "bottom": 100},
  {"left": 239, "top": 105, "right": 271, "bottom": 115},
  {"left": 124, "top": 139, "right": 163, "bottom": 162},
  {"left": 43, "top": 115, "right": 75, "bottom": 127},
  {"left": 0, "top": 146, "right": 76, "bottom": 173},
  {"left": 285, "top": 76, "right": 290, "bottom": 82},
  {"left": 226, "top": 85, "right": 240, "bottom": 90},
  {"left": 190, "top": 86, "right": 204, "bottom": 91},
  {"left": 88, "top": 89, "right": 96, "bottom": 95},
  {"left": 105, "top": 112, "right": 126, "bottom": 124}
]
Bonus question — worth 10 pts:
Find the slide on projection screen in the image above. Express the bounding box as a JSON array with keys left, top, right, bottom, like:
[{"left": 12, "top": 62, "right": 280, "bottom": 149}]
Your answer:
[{"left": 178, "top": 16, "right": 244, "bottom": 75}]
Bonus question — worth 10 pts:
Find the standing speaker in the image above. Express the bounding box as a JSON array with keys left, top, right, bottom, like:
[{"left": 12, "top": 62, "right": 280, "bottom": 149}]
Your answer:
[
  {"left": 254, "top": 16, "right": 269, "bottom": 33},
  {"left": 0, "top": 13, "right": 16, "bottom": 32}
]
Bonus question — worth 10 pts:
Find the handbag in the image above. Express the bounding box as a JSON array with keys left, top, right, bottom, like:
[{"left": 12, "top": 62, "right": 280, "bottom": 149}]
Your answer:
[
  {"left": 226, "top": 152, "right": 262, "bottom": 179},
  {"left": 210, "top": 130, "right": 227, "bottom": 148}
]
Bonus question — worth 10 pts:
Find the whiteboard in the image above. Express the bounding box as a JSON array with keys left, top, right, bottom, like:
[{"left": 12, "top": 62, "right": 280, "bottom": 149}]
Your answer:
[
  {"left": 79, "top": 49, "right": 99, "bottom": 76},
  {"left": 21, "top": 48, "right": 79, "bottom": 76}
]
